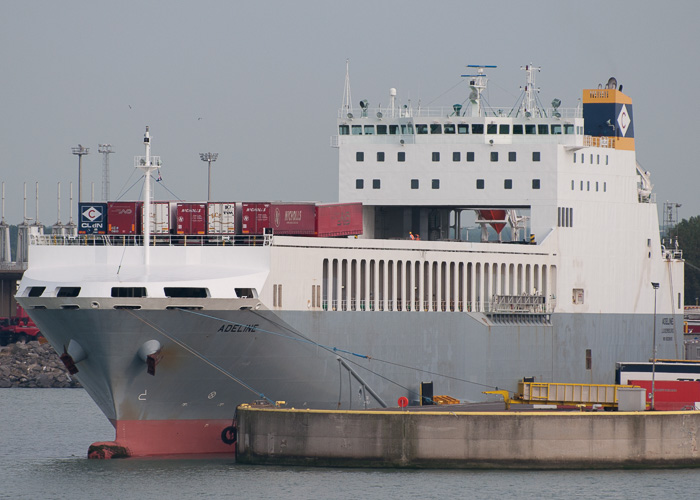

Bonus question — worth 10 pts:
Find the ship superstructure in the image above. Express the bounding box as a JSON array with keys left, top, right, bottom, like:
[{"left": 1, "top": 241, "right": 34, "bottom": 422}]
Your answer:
[{"left": 16, "top": 65, "right": 684, "bottom": 457}]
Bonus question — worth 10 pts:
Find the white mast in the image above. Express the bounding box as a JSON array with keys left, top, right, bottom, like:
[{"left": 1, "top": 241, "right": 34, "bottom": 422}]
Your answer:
[
  {"left": 341, "top": 59, "right": 353, "bottom": 118},
  {"left": 520, "top": 63, "right": 541, "bottom": 117},
  {"left": 462, "top": 65, "right": 496, "bottom": 117},
  {"left": 135, "top": 126, "right": 159, "bottom": 266}
]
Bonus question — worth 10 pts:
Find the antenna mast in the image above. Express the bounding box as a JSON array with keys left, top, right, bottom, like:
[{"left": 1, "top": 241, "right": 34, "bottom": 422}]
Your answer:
[
  {"left": 520, "top": 63, "right": 541, "bottom": 117},
  {"left": 341, "top": 59, "right": 353, "bottom": 117},
  {"left": 98, "top": 144, "right": 114, "bottom": 201},
  {"left": 462, "top": 65, "right": 496, "bottom": 117},
  {"left": 135, "top": 126, "right": 160, "bottom": 266}
]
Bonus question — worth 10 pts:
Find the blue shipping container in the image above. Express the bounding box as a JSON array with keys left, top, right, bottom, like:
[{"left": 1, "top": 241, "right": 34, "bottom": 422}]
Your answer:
[{"left": 78, "top": 202, "right": 108, "bottom": 234}]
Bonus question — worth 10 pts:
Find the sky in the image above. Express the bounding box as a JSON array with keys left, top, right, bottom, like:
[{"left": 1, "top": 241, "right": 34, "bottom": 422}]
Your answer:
[{"left": 1, "top": 0, "right": 698, "bottom": 225}]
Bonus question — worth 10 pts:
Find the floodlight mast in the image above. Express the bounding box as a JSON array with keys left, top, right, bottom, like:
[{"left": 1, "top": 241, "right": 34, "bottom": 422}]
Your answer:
[
  {"left": 98, "top": 144, "right": 114, "bottom": 201},
  {"left": 650, "top": 282, "right": 660, "bottom": 410},
  {"left": 71, "top": 145, "right": 90, "bottom": 203},
  {"left": 199, "top": 152, "right": 219, "bottom": 201}
]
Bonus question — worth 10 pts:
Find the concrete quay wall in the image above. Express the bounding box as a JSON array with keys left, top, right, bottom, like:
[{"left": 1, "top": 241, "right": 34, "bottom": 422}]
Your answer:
[{"left": 235, "top": 407, "right": 700, "bottom": 469}]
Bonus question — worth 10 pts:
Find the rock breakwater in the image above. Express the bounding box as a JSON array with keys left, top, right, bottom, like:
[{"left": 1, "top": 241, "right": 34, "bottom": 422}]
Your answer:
[{"left": 0, "top": 341, "right": 82, "bottom": 388}]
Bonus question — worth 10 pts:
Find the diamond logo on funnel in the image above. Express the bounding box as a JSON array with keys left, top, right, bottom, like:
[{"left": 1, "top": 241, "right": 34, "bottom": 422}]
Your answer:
[{"left": 82, "top": 206, "right": 102, "bottom": 221}]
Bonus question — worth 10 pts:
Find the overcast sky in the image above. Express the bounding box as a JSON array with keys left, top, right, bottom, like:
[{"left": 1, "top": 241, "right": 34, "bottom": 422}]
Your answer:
[{"left": 1, "top": 0, "right": 698, "bottom": 225}]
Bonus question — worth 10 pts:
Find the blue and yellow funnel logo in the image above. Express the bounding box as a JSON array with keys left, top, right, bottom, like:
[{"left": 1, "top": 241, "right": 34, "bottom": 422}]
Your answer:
[{"left": 582, "top": 85, "right": 634, "bottom": 150}]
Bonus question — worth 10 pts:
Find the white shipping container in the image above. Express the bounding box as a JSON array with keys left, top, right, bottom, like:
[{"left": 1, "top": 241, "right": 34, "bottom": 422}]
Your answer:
[
  {"left": 207, "top": 202, "right": 236, "bottom": 234},
  {"left": 143, "top": 201, "right": 174, "bottom": 234}
]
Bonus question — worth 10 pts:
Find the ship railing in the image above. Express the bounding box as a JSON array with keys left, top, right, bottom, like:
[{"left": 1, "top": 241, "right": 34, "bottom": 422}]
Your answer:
[
  {"left": 583, "top": 136, "right": 615, "bottom": 148},
  {"left": 29, "top": 233, "right": 273, "bottom": 247},
  {"left": 337, "top": 106, "right": 581, "bottom": 119},
  {"left": 486, "top": 294, "right": 552, "bottom": 314}
]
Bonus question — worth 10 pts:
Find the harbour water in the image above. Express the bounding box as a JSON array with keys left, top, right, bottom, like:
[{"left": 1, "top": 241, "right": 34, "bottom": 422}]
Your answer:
[{"left": 0, "top": 389, "right": 698, "bottom": 499}]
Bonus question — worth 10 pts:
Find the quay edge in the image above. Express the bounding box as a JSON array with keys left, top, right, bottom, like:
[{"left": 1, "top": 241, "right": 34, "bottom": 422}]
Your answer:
[{"left": 235, "top": 406, "right": 700, "bottom": 469}]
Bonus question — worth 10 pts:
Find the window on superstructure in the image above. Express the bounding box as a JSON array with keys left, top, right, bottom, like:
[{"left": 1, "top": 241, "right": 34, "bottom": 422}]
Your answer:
[
  {"left": 444, "top": 123, "right": 455, "bottom": 134},
  {"left": 525, "top": 124, "right": 536, "bottom": 135},
  {"left": 235, "top": 288, "right": 257, "bottom": 299},
  {"left": 564, "top": 124, "right": 574, "bottom": 134},
  {"left": 111, "top": 287, "right": 147, "bottom": 298},
  {"left": 490, "top": 152, "right": 498, "bottom": 162},
  {"left": 604, "top": 182, "right": 607, "bottom": 192},
  {"left": 504, "top": 179, "right": 512, "bottom": 189},
  {"left": 364, "top": 125, "right": 375, "bottom": 135},
  {"left": 458, "top": 124, "right": 469, "bottom": 134},
  {"left": 532, "top": 179, "right": 540, "bottom": 189},
  {"left": 432, "top": 179, "right": 440, "bottom": 189},
  {"left": 597, "top": 155, "right": 600, "bottom": 164},
  {"left": 499, "top": 124, "right": 510, "bottom": 134},
  {"left": 416, "top": 124, "right": 428, "bottom": 134},
  {"left": 532, "top": 152, "right": 541, "bottom": 162},
  {"left": 596, "top": 181, "right": 599, "bottom": 192},
  {"left": 356, "top": 152, "right": 364, "bottom": 162},
  {"left": 551, "top": 124, "right": 562, "bottom": 135},
  {"left": 571, "top": 180, "right": 574, "bottom": 190},
  {"left": 606, "top": 155, "right": 609, "bottom": 165},
  {"left": 476, "top": 179, "right": 485, "bottom": 189},
  {"left": 398, "top": 152, "right": 405, "bottom": 162},
  {"left": 487, "top": 124, "right": 497, "bottom": 135},
  {"left": 377, "top": 125, "right": 387, "bottom": 135},
  {"left": 472, "top": 124, "right": 484, "bottom": 134},
  {"left": 430, "top": 124, "right": 442, "bottom": 134},
  {"left": 339, "top": 125, "right": 349, "bottom": 135},
  {"left": 538, "top": 125, "right": 549, "bottom": 135},
  {"left": 580, "top": 181, "right": 584, "bottom": 190},
  {"left": 377, "top": 152, "right": 385, "bottom": 162},
  {"left": 508, "top": 152, "right": 516, "bottom": 162},
  {"left": 352, "top": 125, "right": 362, "bottom": 135},
  {"left": 587, "top": 181, "right": 590, "bottom": 191},
  {"left": 513, "top": 124, "right": 524, "bottom": 134},
  {"left": 373, "top": 179, "right": 381, "bottom": 189},
  {"left": 466, "top": 152, "right": 475, "bottom": 162},
  {"left": 573, "top": 153, "right": 576, "bottom": 163},
  {"left": 356, "top": 179, "right": 364, "bottom": 189},
  {"left": 27, "top": 287, "right": 45, "bottom": 297},
  {"left": 164, "top": 287, "right": 208, "bottom": 298},
  {"left": 57, "top": 287, "right": 81, "bottom": 297},
  {"left": 389, "top": 124, "right": 399, "bottom": 134},
  {"left": 432, "top": 152, "right": 440, "bottom": 162},
  {"left": 453, "top": 152, "right": 461, "bottom": 162},
  {"left": 411, "top": 179, "right": 419, "bottom": 189},
  {"left": 590, "top": 154, "right": 593, "bottom": 163}
]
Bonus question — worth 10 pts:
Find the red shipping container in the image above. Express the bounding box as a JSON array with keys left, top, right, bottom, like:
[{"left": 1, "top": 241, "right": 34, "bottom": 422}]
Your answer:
[
  {"left": 629, "top": 379, "right": 700, "bottom": 411},
  {"left": 177, "top": 203, "right": 207, "bottom": 234},
  {"left": 316, "top": 202, "right": 363, "bottom": 237},
  {"left": 269, "top": 203, "right": 316, "bottom": 235},
  {"left": 107, "top": 201, "right": 142, "bottom": 235},
  {"left": 240, "top": 202, "right": 271, "bottom": 234}
]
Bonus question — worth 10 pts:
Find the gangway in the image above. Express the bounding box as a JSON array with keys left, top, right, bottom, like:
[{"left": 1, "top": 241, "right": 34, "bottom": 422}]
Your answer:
[{"left": 485, "top": 380, "right": 638, "bottom": 409}]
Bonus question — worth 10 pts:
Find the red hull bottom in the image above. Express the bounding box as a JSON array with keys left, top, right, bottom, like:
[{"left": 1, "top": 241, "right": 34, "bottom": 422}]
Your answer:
[{"left": 88, "top": 419, "right": 237, "bottom": 458}]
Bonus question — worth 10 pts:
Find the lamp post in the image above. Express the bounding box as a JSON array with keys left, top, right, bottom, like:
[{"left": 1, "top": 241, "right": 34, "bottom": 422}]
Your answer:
[
  {"left": 199, "top": 152, "right": 218, "bottom": 201},
  {"left": 71, "top": 145, "right": 90, "bottom": 203},
  {"left": 651, "top": 281, "right": 660, "bottom": 410}
]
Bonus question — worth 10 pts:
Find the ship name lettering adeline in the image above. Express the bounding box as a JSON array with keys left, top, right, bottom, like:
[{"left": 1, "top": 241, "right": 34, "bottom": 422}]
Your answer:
[{"left": 217, "top": 323, "right": 259, "bottom": 333}]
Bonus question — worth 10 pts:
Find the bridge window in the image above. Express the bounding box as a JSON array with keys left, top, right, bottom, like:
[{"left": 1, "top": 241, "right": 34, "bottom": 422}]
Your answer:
[
  {"left": 339, "top": 125, "right": 349, "bottom": 135},
  {"left": 364, "top": 125, "right": 375, "bottom": 135},
  {"left": 416, "top": 124, "right": 428, "bottom": 134},
  {"left": 513, "top": 124, "right": 523, "bottom": 134},
  {"left": 472, "top": 124, "right": 484, "bottom": 134},
  {"left": 538, "top": 125, "right": 549, "bottom": 135},
  {"left": 389, "top": 124, "right": 399, "bottom": 134},
  {"left": 401, "top": 123, "right": 414, "bottom": 134},
  {"left": 377, "top": 125, "right": 387, "bottom": 135},
  {"left": 430, "top": 124, "right": 442, "bottom": 134},
  {"left": 444, "top": 123, "right": 455, "bottom": 134},
  {"left": 500, "top": 124, "right": 510, "bottom": 134},
  {"left": 525, "top": 124, "right": 536, "bottom": 135},
  {"left": 487, "top": 124, "right": 497, "bottom": 134},
  {"left": 564, "top": 124, "right": 574, "bottom": 134},
  {"left": 352, "top": 125, "right": 362, "bottom": 135},
  {"left": 458, "top": 124, "right": 469, "bottom": 134},
  {"left": 551, "top": 124, "right": 562, "bottom": 135}
]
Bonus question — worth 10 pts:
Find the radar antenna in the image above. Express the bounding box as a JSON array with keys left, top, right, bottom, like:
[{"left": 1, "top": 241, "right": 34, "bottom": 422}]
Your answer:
[
  {"left": 519, "top": 63, "right": 542, "bottom": 117},
  {"left": 461, "top": 65, "right": 496, "bottom": 117}
]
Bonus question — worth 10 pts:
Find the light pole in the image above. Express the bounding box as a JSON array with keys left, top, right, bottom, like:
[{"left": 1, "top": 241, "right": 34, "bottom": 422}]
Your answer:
[
  {"left": 72, "top": 145, "right": 90, "bottom": 203},
  {"left": 651, "top": 281, "right": 659, "bottom": 410},
  {"left": 199, "top": 152, "right": 218, "bottom": 201}
]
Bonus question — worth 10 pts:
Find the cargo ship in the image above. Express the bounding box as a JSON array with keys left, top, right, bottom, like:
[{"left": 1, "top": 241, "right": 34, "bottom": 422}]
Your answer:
[{"left": 16, "top": 64, "right": 685, "bottom": 457}]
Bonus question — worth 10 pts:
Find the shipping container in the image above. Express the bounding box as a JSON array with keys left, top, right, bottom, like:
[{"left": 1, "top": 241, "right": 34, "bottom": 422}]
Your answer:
[
  {"left": 144, "top": 201, "right": 175, "bottom": 234},
  {"left": 207, "top": 202, "right": 236, "bottom": 234},
  {"left": 240, "top": 202, "right": 271, "bottom": 234},
  {"left": 629, "top": 380, "right": 700, "bottom": 411},
  {"left": 78, "top": 202, "right": 108, "bottom": 234},
  {"left": 315, "top": 202, "right": 363, "bottom": 237},
  {"left": 269, "top": 203, "right": 316, "bottom": 235},
  {"left": 107, "top": 201, "right": 142, "bottom": 235},
  {"left": 176, "top": 203, "right": 207, "bottom": 234}
]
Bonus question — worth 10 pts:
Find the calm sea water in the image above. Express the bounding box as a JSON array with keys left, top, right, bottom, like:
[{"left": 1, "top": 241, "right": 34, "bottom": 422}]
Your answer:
[{"left": 0, "top": 388, "right": 698, "bottom": 500}]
